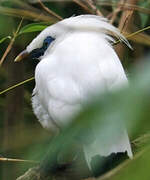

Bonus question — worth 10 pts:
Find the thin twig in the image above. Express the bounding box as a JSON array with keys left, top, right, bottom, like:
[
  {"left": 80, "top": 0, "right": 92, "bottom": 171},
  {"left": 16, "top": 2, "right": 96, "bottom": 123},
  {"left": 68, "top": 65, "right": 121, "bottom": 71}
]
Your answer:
[
  {"left": 113, "top": 25, "right": 150, "bottom": 46},
  {"left": 125, "top": 25, "right": 150, "bottom": 39},
  {"left": 0, "top": 6, "right": 56, "bottom": 22},
  {"left": 97, "top": 1, "right": 150, "bottom": 15},
  {"left": 0, "top": 77, "right": 35, "bottom": 95},
  {"left": 109, "top": 0, "right": 125, "bottom": 24},
  {"left": 85, "top": 0, "right": 103, "bottom": 16},
  {"left": 118, "top": 0, "right": 137, "bottom": 33},
  {"left": 72, "top": 0, "right": 93, "bottom": 14},
  {"left": 38, "top": 0, "right": 63, "bottom": 20},
  {"left": 0, "top": 157, "right": 38, "bottom": 164},
  {"left": 0, "top": 18, "right": 23, "bottom": 66}
]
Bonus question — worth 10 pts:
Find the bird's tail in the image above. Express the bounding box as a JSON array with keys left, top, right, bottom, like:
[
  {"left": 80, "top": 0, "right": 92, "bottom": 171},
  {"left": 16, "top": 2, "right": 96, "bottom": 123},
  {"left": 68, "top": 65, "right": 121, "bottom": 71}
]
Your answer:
[{"left": 83, "top": 128, "right": 133, "bottom": 170}]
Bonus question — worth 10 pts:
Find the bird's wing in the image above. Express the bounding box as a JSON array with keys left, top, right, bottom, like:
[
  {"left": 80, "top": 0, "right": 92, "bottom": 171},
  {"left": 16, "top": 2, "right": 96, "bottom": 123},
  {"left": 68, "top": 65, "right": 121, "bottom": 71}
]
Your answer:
[{"left": 34, "top": 58, "right": 83, "bottom": 128}]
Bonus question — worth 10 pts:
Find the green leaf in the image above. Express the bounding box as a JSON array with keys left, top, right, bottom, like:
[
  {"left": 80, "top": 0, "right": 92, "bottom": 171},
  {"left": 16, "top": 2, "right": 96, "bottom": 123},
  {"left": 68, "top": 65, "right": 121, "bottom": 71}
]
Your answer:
[
  {"left": 18, "top": 23, "right": 50, "bottom": 35},
  {"left": 0, "top": 36, "right": 11, "bottom": 44}
]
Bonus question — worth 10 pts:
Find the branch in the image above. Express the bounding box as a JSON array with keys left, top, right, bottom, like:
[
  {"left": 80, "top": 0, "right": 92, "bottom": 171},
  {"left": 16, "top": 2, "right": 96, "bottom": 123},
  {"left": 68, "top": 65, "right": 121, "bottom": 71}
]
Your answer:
[
  {"left": 0, "top": 6, "right": 57, "bottom": 22},
  {"left": 72, "top": 0, "right": 93, "bottom": 14},
  {"left": 0, "top": 18, "right": 23, "bottom": 66},
  {"left": 85, "top": 0, "right": 103, "bottom": 16},
  {"left": 38, "top": 0, "right": 63, "bottom": 20},
  {"left": 118, "top": 0, "right": 137, "bottom": 32},
  {"left": 16, "top": 167, "right": 49, "bottom": 180},
  {"left": 97, "top": 1, "right": 150, "bottom": 15},
  {"left": 109, "top": 0, "right": 124, "bottom": 24}
]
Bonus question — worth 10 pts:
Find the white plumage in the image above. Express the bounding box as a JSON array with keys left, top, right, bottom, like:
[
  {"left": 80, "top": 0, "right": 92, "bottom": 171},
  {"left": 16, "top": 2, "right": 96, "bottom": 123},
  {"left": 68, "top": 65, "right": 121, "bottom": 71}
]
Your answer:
[{"left": 17, "top": 15, "right": 133, "bottom": 169}]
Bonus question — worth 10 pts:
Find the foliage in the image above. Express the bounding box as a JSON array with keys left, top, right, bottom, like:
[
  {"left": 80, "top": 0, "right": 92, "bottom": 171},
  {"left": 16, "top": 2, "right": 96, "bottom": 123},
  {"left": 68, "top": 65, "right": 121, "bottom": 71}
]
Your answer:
[{"left": 18, "top": 23, "right": 50, "bottom": 35}]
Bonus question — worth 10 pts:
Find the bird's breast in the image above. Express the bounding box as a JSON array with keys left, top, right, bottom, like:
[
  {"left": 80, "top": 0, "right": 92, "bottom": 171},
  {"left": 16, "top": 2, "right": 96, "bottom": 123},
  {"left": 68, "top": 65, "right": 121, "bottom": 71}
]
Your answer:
[{"left": 33, "top": 32, "right": 128, "bottom": 127}]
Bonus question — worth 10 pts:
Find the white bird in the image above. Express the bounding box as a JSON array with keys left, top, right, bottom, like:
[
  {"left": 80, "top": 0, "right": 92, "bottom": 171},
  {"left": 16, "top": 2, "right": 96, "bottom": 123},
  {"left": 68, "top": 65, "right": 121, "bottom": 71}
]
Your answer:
[{"left": 15, "top": 15, "right": 133, "bottom": 173}]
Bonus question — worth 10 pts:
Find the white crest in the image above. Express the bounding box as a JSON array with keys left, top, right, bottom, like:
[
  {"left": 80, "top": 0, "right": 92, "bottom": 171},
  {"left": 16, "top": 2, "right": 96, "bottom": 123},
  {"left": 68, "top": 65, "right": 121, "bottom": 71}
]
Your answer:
[{"left": 27, "top": 15, "right": 131, "bottom": 53}]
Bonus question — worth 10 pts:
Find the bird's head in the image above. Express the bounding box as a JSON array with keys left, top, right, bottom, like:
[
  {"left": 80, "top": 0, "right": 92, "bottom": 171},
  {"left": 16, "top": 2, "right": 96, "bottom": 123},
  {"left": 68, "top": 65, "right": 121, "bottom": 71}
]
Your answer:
[
  {"left": 14, "top": 21, "right": 65, "bottom": 62},
  {"left": 15, "top": 15, "right": 131, "bottom": 62}
]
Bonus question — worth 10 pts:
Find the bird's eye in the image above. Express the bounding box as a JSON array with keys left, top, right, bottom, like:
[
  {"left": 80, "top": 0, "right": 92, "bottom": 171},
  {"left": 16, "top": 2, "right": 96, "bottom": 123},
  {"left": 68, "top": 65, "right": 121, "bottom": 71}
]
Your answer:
[{"left": 43, "top": 36, "right": 55, "bottom": 49}]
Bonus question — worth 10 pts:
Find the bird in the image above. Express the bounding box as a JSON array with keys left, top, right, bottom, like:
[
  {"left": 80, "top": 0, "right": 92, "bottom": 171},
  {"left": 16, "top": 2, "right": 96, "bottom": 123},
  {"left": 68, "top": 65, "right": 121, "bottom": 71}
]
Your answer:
[{"left": 15, "top": 15, "right": 133, "bottom": 177}]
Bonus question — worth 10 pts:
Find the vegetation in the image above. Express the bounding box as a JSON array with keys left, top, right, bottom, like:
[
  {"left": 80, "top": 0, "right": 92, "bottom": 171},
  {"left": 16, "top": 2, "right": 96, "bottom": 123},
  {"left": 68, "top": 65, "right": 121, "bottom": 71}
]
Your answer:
[{"left": 0, "top": 0, "right": 150, "bottom": 179}]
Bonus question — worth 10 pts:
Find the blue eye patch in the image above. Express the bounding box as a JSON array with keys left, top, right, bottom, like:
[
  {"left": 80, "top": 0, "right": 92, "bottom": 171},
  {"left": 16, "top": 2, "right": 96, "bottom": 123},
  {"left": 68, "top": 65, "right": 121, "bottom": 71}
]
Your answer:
[
  {"left": 43, "top": 36, "right": 55, "bottom": 51},
  {"left": 30, "top": 36, "right": 55, "bottom": 59}
]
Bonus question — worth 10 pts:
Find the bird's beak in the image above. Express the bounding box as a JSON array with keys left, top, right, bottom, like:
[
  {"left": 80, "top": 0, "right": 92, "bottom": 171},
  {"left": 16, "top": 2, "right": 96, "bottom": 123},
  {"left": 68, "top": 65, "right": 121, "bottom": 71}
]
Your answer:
[{"left": 14, "top": 50, "right": 29, "bottom": 62}]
